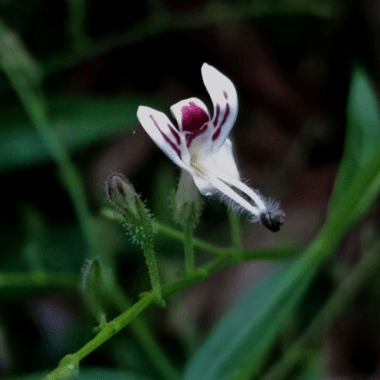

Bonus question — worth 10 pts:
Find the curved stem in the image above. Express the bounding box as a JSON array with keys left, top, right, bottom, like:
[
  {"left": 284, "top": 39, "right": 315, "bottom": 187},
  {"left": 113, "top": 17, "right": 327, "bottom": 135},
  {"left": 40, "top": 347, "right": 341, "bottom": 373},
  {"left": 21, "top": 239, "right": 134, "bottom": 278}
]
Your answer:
[
  {"left": 143, "top": 242, "right": 164, "bottom": 305},
  {"left": 44, "top": 256, "right": 226, "bottom": 380},
  {"left": 111, "top": 285, "right": 180, "bottom": 380},
  {"left": 0, "top": 25, "right": 99, "bottom": 256},
  {"left": 184, "top": 225, "right": 194, "bottom": 272}
]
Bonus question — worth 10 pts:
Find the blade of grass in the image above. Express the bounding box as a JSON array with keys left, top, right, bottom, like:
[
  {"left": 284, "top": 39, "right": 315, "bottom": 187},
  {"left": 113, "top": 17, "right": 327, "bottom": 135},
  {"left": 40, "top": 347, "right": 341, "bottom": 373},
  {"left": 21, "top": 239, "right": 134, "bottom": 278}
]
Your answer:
[
  {"left": 329, "top": 67, "right": 380, "bottom": 211},
  {"left": 261, "top": 236, "right": 380, "bottom": 380}
]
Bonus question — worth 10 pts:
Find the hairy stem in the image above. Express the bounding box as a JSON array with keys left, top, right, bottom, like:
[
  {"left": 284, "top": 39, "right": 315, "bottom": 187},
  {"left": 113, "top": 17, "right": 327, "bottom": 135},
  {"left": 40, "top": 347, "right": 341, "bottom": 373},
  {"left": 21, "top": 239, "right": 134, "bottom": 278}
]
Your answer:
[
  {"left": 44, "top": 256, "right": 226, "bottom": 380},
  {"left": 110, "top": 285, "right": 180, "bottom": 380},
  {"left": 144, "top": 242, "right": 164, "bottom": 305}
]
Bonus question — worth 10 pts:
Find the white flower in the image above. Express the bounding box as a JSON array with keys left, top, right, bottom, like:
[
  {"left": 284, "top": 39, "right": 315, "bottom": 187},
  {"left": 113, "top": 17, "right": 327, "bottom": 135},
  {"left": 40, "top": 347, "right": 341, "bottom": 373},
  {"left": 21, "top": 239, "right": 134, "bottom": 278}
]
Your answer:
[{"left": 137, "top": 63, "right": 284, "bottom": 231}]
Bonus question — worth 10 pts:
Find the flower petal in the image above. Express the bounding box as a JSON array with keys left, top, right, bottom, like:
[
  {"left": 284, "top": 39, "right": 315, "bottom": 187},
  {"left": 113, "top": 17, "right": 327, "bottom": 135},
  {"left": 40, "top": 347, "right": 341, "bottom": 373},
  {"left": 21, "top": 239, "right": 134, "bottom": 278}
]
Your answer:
[
  {"left": 207, "top": 138, "right": 240, "bottom": 181},
  {"left": 170, "top": 97, "right": 212, "bottom": 151},
  {"left": 193, "top": 170, "right": 261, "bottom": 218},
  {"left": 137, "top": 106, "right": 190, "bottom": 169},
  {"left": 201, "top": 63, "right": 238, "bottom": 152},
  {"left": 192, "top": 174, "right": 215, "bottom": 196}
]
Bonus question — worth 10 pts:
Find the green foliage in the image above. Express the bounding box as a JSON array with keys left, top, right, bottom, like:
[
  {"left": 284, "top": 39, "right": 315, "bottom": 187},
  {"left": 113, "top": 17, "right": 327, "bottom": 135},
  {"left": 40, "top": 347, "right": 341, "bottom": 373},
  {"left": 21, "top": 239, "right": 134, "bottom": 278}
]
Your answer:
[
  {"left": 329, "top": 67, "right": 380, "bottom": 211},
  {"left": 18, "top": 367, "right": 154, "bottom": 380},
  {"left": 183, "top": 264, "right": 315, "bottom": 380},
  {"left": 183, "top": 65, "right": 380, "bottom": 380},
  {"left": 0, "top": 96, "right": 145, "bottom": 172},
  {"left": 2, "top": 2, "right": 380, "bottom": 380}
]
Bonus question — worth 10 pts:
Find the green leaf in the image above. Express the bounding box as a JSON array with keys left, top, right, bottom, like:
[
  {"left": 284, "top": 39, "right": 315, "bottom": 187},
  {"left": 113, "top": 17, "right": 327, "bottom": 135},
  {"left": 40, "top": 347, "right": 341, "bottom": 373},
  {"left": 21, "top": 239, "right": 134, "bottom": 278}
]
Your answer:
[
  {"left": 293, "top": 361, "right": 323, "bottom": 380},
  {"left": 0, "top": 95, "right": 160, "bottom": 172},
  {"left": 16, "top": 367, "right": 154, "bottom": 380},
  {"left": 329, "top": 67, "right": 380, "bottom": 212},
  {"left": 183, "top": 263, "right": 316, "bottom": 380}
]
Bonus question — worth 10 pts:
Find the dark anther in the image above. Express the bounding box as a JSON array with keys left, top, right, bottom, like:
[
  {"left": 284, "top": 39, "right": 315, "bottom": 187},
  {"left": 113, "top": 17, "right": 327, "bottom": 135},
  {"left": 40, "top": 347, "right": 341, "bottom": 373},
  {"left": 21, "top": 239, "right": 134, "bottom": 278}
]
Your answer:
[{"left": 260, "top": 212, "right": 285, "bottom": 232}]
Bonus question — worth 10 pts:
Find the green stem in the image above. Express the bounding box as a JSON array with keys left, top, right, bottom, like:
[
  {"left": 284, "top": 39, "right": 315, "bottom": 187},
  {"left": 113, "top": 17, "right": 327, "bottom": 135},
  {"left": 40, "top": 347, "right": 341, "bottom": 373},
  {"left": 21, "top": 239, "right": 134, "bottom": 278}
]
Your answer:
[
  {"left": 228, "top": 209, "right": 242, "bottom": 252},
  {"left": 0, "top": 30, "right": 177, "bottom": 376},
  {"left": 154, "top": 221, "right": 299, "bottom": 259},
  {"left": 44, "top": 242, "right": 301, "bottom": 380},
  {"left": 0, "top": 52, "right": 99, "bottom": 257},
  {"left": 44, "top": 256, "right": 226, "bottom": 380},
  {"left": 184, "top": 225, "right": 194, "bottom": 273},
  {"left": 261, "top": 237, "right": 380, "bottom": 380},
  {"left": 154, "top": 221, "right": 228, "bottom": 255},
  {"left": 144, "top": 242, "right": 164, "bottom": 305},
  {"left": 111, "top": 285, "right": 180, "bottom": 380}
]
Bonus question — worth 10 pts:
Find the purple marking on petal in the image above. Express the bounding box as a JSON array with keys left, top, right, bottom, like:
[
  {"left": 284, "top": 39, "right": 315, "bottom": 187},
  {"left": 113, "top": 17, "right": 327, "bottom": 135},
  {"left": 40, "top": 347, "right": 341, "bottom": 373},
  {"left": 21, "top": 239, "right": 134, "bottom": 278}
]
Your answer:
[
  {"left": 150, "top": 115, "right": 182, "bottom": 159},
  {"left": 213, "top": 104, "right": 220, "bottom": 127},
  {"left": 220, "top": 103, "right": 230, "bottom": 127},
  {"left": 180, "top": 101, "right": 210, "bottom": 148},
  {"left": 211, "top": 103, "right": 230, "bottom": 142},
  {"left": 181, "top": 102, "right": 210, "bottom": 132},
  {"left": 167, "top": 124, "right": 181, "bottom": 145},
  {"left": 223, "top": 91, "right": 228, "bottom": 99},
  {"left": 212, "top": 127, "right": 221, "bottom": 141},
  {"left": 186, "top": 124, "right": 208, "bottom": 147}
]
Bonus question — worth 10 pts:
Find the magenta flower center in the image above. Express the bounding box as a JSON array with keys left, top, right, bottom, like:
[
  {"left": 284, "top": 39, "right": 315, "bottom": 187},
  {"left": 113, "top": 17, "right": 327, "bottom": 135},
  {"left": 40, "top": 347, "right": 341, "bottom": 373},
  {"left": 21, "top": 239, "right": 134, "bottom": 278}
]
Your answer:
[{"left": 181, "top": 102, "right": 210, "bottom": 148}]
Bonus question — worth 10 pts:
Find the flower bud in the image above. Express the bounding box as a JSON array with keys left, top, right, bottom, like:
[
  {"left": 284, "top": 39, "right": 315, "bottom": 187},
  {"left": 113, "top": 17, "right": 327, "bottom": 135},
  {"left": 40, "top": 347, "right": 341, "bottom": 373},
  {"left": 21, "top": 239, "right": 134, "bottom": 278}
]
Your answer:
[
  {"left": 81, "top": 258, "right": 111, "bottom": 326},
  {"left": 105, "top": 173, "right": 155, "bottom": 248},
  {"left": 172, "top": 170, "right": 203, "bottom": 230},
  {"left": 105, "top": 174, "right": 163, "bottom": 304},
  {"left": 106, "top": 174, "right": 138, "bottom": 218}
]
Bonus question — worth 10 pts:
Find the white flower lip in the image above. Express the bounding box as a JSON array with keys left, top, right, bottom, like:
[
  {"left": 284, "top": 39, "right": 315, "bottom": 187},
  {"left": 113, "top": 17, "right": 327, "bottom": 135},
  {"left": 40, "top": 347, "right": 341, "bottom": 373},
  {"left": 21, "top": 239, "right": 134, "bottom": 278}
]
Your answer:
[{"left": 137, "top": 63, "right": 284, "bottom": 231}]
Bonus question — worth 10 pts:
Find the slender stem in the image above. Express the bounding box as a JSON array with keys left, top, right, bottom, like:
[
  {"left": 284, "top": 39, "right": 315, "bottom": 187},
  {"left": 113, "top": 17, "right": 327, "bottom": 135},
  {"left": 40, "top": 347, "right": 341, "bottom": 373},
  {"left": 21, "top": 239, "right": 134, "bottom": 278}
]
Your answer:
[
  {"left": 43, "top": 241, "right": 300, "bottom": 380},
  {"left": 260, "top": 237, "right": 380, "bottom": 380},
  {"left": 184, "top": 225, "right": 194, "bottom": 272},
  {"left": 143, "top": 242, "right": 164, "bottom": 305},
  {"left": 0, "top": 31, "right": 177, "bottom": 376},
  {"left": 228, "top": 209, "right": 242, "bottom": 252},
  {"left": 111, "top": 285, "right": 180, "bottom": 380},
  {"left": 83, "top": 294, "right": 155, "bottom": 361},
  {"left": 154, "top": 220, "right": 299, "bottom": 259},
  {"left": 155, "top": 221, "right": 229, "bottom": 255},
  {"left": 44, "top": 256, "right": 226, "bottom": 380},
  {"left": 0, "top": 51, "right": 99, "bottom": 257}
]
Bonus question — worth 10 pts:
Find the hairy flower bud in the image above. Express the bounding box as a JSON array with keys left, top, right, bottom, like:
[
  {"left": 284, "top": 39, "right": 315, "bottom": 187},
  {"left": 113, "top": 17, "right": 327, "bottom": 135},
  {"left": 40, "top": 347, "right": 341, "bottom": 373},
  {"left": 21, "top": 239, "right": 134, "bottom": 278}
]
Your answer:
[
  {"left": 105, "top": 173, "right": 155, "bottom": 248},
  {"left": 105, "top": 174, "right": 163, "bottom": 304},
  {"left": 106, "top": 174, "right": 138, "bottom": 218}
]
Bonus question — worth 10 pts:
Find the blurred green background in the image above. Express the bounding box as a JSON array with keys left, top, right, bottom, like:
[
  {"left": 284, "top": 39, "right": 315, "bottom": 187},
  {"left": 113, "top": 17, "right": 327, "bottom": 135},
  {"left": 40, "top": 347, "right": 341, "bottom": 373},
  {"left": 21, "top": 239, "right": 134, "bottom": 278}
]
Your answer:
[{"left": 1, "top": 0, "right": 380, "bottom": 379}]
